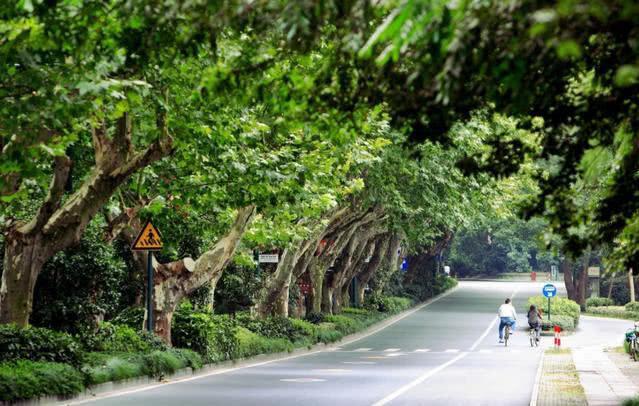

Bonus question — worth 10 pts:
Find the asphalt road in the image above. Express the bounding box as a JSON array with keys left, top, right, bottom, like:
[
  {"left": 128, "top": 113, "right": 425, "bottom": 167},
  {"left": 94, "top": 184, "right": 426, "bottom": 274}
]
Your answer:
[{"left": 76, "top": 281, "right": 557, "bottom": 406}]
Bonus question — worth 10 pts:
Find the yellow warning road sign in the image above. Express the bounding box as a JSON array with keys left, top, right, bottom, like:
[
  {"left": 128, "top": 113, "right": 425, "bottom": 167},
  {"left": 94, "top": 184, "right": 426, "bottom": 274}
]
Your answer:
[{"left": 132, "top": 222, "right": 163, "bottom": 251}]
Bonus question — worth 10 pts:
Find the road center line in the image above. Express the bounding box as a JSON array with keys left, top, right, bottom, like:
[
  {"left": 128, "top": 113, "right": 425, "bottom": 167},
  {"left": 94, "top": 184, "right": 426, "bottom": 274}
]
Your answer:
[{"left": 372, "top": 286, "right": 521, "bottom": 405}]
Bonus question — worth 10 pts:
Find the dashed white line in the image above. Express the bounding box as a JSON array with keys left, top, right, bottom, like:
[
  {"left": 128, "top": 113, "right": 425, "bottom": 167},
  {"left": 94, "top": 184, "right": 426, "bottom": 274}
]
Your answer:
[
  {"left": 384, "top": 348, "right": 401, "bottom": 352},
  {"left": 385, "top": 353, "right": 405, "bottom": 357},
  {"left": 414, "top": 349, "right": 431, "bottom": 353},
  {"left": 343, "top": 361, "right": 376, "bottom": 365},
  {"left": 353, "top": 348, "right": 372, "bottom": 352},
  {"left": 280, "top": 378, "right": 326, "bottom": 383},
  {"left": 444, "top": 349, "right": 460, "bottom": 353}
]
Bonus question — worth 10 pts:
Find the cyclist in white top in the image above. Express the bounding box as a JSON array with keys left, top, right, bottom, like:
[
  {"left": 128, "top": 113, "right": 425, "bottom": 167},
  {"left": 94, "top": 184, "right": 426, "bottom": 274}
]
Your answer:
[{"left": 498, "top": 298, "right": 517, "bottom": 343}]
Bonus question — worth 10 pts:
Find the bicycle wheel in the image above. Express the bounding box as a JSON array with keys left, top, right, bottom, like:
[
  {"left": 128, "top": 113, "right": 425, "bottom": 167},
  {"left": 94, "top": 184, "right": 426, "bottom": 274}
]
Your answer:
[
  {"left": 504, "top": 326, "right": 510, "bottom": 347},
  {"left": 530, "top": 330, "right": 534, "bottom": 347}
]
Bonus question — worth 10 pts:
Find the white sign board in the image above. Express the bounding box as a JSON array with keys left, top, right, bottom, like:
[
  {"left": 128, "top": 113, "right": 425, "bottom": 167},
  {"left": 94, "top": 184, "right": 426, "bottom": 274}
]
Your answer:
[
  {"left": 444, "top": 266, "right": 450, "bottom": 275},
  {"left": 588, "top": 266, "right": 600, "bottom": 277},
  {"left": 258, "top": 254, "right": 279, "bottom": 263}
]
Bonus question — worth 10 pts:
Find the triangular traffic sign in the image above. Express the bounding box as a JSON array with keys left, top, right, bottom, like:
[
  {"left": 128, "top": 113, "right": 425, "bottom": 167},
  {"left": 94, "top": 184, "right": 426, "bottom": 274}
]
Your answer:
[{"left": 132, "top": 221, "right": 163, "bottom": 251}]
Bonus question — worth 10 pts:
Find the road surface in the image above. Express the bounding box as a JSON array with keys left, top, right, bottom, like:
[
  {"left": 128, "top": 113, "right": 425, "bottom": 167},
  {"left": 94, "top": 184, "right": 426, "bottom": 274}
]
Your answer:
[{"left": 75, "top": 281, "right": 558, "bottom": 406}]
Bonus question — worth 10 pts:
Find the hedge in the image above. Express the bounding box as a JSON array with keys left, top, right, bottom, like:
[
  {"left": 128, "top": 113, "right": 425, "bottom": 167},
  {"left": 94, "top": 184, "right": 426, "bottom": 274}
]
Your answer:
[
  {"left": 0, "top": 360, "right": 84, "bottom": 402},
  {"left": 586, "top": 297, "right": 615, "bottom": 308},
  {"left": 540, "top": 315, "right": 575, "bottom": 331},
  {"left": 234, "top": 327, "right": 293, "bottom": 358},
  {"left": 0, "top": 324, "right": 83, "bottom": 366},
  {"left": 528, "top": 296, "right": 580, "bottom": 326},
  {"left": 587, "top": 306, "right": 639, "bottom": 320}
]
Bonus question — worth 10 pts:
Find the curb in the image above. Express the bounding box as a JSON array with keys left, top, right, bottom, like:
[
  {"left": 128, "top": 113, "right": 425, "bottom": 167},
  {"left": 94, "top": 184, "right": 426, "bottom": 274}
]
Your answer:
[
  {"left": 33, "top": 286, "right": 460, "bottom": 405},
  {"left": 529, "top": 350, "right": 545, "bottom": 406}
]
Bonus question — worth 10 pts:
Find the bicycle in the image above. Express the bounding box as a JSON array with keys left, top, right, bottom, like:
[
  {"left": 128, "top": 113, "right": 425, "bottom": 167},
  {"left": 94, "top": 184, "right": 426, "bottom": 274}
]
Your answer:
[
  {"left": 529, "top": 325, "right": 540, "bottom": 347},
  {"left": 626, "top": 322, "right": 639, "bottom": 361}
]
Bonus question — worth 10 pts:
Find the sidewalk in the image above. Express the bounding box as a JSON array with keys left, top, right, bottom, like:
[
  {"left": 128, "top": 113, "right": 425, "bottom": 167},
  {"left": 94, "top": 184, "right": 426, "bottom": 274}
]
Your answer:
[
  {"left": 536, "top": 349, "right": 587, "bottom": 406},
  {"left": 566, "top": 315, "right": 639, "bottom": 405}
]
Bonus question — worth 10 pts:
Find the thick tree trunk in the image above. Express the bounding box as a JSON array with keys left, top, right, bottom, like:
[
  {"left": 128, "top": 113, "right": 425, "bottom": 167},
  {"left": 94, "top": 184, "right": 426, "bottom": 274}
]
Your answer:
[
  {"left": 356, "top": 235, "right": 389, "bottom": 305},
  {"left": 563, "top": 259, "right": 576, "bottom": 300},
  {"left": 607, "top": 273, "right": 615, "bottom": 299},
  {"left": 114, "top": 206, "right": 255, "bottom": 344},
  {"left": 308, "top": 264, "right": 325, "bottom": 313},
  {"left": 0, "top": 114, "right": 172, "bottom": 325}
]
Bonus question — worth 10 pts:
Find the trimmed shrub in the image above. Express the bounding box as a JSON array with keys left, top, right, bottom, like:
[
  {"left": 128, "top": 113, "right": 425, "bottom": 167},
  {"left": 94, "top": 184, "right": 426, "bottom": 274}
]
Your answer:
[
  {"left": 588, "top": 306, "right": 639, "bottom": 320},
  {"left": 79, "top": 322, "right": 164, "bottom": 353},
  {"left": 172, "top": 348, "right": 203, "bottom": 369},
  {"left": 316, "top": 324, "right": 343, "bottom": 343},
  {"left": 140, "top": 350, "right": 182, "bottom": 377},
  {"left": 626, "top": 302, "right": 639, "bottom": 313},
  {"left": 171, "top": 302, "right": 238, "bottom": 362},
  {"left": 540, "top": 315, "right": 575, "bottom": 331},
  {"left": 586, "top": 297, "right": 614, "bottom": 308},
  {"left": 0, "top": 324, "right": 83, "bottom": 366},
  {"left": 235, "top": 313, "right": 298, "bottom": 341},
  {"left": 83, "top": 355, "right": 142, "bottom": 385},
  {"left": 290, "top": 318, "right": 317, "bottom": 341},
  {"left": 528, "top": 296, "right": 580, "bottom": 326},
  {"left": 235, "top": 327, "right": 293, "bottom": 358},
  {"left": 433, "top": 275, "right": 458, "bottom": 296},
  {"left": 0, "top": 360, "right": 84, "bottom": 402},
  {"left": 380, "top": 297, "right": 413, "bottom": 313},
  {"left": 325, "top": 315, "right": 359, "bottom": 335},
  {"left": 342, "top": 307, "right": 368, "bottom": 315}
]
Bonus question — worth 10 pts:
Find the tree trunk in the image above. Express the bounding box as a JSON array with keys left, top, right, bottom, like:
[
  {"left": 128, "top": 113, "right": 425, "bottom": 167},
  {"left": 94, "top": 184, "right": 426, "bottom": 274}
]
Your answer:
[
  {"left": 308, "top": 264, "right": 325, "bottom": 313},
  {"left": 0, "top": 113, "right": 172, "bottom": 325},
  {"left": 607, "top": 273, "right": 615, "bottom": 300},
  {"left": 563, "top": 259, "right": 576, "bottom": 300},
  {"left": 112, "top": 206, "right": 255, "bottom": 344}
]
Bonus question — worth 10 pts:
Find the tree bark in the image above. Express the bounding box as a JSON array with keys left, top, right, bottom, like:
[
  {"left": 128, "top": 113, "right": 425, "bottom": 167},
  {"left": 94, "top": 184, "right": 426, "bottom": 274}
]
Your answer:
[
  {"left": 607, "top": 273, "right": 615, "bottom": 299},
  {"left": 563, "top": 259, "right": 576, "bottom": 301},
  {"left": 1, "top": 115, "right": 172, "bottom": 325},
  {"left": 356, "top": 234, "right": 391, "bottom": 305},
  {"left": 114, "top": 205, "right": 255, "bottom": 344}
]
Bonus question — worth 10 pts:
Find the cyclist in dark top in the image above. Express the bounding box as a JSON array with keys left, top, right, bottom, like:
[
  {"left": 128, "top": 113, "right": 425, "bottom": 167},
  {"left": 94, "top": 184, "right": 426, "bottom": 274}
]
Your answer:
[{"left": 527, "top": 305, "right": 542, "bottom": 343}]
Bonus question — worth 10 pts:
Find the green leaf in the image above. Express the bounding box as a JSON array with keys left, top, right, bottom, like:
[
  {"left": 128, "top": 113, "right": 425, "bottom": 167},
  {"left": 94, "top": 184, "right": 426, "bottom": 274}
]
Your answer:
[{"left": 614, "top": 65, "right": 639, "bottom": 87}]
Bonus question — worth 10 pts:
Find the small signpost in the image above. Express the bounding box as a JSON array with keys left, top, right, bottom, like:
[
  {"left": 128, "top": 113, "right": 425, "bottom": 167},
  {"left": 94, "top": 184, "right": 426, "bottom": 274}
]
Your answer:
[
  {"left": 132, "top": 222, "right": 163, "bottom": 333},
  {"left": 258, "top": 253, "right": 279, "bottom": 263},
  {"left": 543, "top": 283, "right": 557, "bottom": 320},
  {"left": 400, "top": 258, "right": 408, "bottom": 272}
]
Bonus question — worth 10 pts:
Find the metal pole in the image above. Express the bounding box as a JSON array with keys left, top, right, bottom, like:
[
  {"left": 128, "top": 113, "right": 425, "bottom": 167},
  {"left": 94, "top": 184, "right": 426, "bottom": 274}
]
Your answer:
[
  {"left": 548, "top": 297, "right": 551, "bottom": 322},
  {"left": 147, "top": 251, "right": 153, "bottom": 332}
]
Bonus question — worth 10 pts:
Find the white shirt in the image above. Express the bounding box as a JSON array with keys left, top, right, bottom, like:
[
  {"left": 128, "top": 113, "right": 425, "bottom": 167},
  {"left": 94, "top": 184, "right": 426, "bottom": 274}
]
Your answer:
[{"left": 498, "top": 303, "right": 517, "bottom": 319}]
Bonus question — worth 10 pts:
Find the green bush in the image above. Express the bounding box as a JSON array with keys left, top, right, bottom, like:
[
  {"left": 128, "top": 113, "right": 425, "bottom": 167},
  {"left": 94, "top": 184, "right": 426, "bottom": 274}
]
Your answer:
[
  {"left": 290, "top": 318, "right": 317, "bottom": 341},
  {"left": 433, "top": 275, "right": 458, "bottom": 295},
  {"left": 586, "top": 297, "right": 615, "bottom": 308},
  {"left": 315, "top": 324, "right": 343, "bottom": 343},
  {"left": 588, "top": 306, "right": 639, "bottom": 320},
  {"left": 528, "top": 296, "right": 580, "bottom": 326},
  {"left": 380, "top": 296, "right": 413, "bottom": 313},
  {"left": 625, "top": 302, "right": 639, "bottom": 313},
  {"left": 172, "top": 348, "right": 203, "bottom": 369},
  {"left": 79, "top": 322, "right": 165, "bottom": 353},
  {"left": 235, "top": 313, "right": 299, "bottom": 341},
  {"left": 0, "top": 360, "right": 84, "bottom": 402},
  {"left": 325, "top": 315, "right": 360, "bottom": 334},
  {"left": 540, "top": 315, "right": 575, "bottom": 331},
  {"left": 235, "top": 327, "right": 293, "bottom": 358},
  {"left": 111, "top": 307, "right": 145, "bottom": 329},
  {"left": 171, "top": 302, "right": 238, "bottom": 362},
  {"left": 140, "top": 350, "right": 182, "bottom": 378},
  {"left": 83, "top": 355, "right": 142, "bottom": 385},
  {"left": 342, "top": 307, "right": 368, "bottom": 315},
  {"left": 0, "top": 324, "right": 83, "bottom": 366}
]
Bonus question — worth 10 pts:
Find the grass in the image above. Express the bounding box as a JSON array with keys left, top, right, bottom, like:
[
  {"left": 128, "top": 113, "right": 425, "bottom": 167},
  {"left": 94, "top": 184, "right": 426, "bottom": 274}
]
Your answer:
[
  {"left": 537, "top": 348, "right": 587, "bottom": 405},
  {"left": 0, "top": 360, "right": 85, "bottom": 402}
]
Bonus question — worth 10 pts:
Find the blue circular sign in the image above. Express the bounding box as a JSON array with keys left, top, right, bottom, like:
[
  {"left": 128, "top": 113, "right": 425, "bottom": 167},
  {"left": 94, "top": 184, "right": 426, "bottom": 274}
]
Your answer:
[{"left": 543, "top": 284, "right": 557, "bottom": 298}]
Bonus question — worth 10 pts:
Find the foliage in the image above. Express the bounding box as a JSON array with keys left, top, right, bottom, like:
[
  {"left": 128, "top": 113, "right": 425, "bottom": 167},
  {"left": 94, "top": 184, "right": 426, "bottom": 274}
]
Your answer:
[
  {"left": 0, "top": 324, "right": 82, "bottom": 366},
  {"left": 586, "top": 297, "right": 615, "bottom": 308},
  {"left": 587, "top": 306, "right": 639, "bottom": 320},
  {"left": 625, "top": 303, "right": 639, "bottom": 313},
  {"left": 82, "top": 349, "right": 201, "bottom": 385},
  {"left": 0, "top": 360, "right": 84, "bottom": 402},
  {"left": 621, "top": 397, "right": 639, "bottom": 406},
  {"left": 528, "top": 296, "right": 580, "bottom": 326},
  {"left": 78, "top": 322, "right": 166, "bottom": 354},
  {"left": 304, "top": 312, "right": 325, "bottom": 325},
  {"left": 171, "top": 303, "right": 238, "bottom": 363},
  {"left": 540, "top": 315, "right": 575, "bottom": 332},
  {"left": 214, "top": 262, "right": 261, "bottom": 315},
  {"left": 111, "top": 307, "right": 145, "bottom": 330},
  {"left": 234, "top": 327, "right": 293, "bottom": 359},
  {"left": 365, "top": 294, "right": 413, "bottom": 314},
  {"left": 28, "top": 221, "right": 128, "bottom": 333},
  {"left": 235, "top": 313, "right": 299, "bottom": 341}
]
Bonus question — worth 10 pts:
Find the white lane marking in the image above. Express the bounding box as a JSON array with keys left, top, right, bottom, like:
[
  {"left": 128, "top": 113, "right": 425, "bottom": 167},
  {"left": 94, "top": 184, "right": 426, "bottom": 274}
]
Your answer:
[
  {"left": 353, "top": 348, "right": 372, "bottom": 352},
  {"left": 414, "top": 349, "right": 430, "bottom": 352},
  {"left": 468, "top": 286, "right": 520, "bottom": 352},
  {"left": 343, "top": 361, "right": 376, "bottom": 365},
  {"left": 312, "top": 369, "right": 351, "bottom": 373},
  {"left": 280, "top": 378, "right": 326, "bottom": 383},
  {"left": 529, "top": 351, "right": 545, "bottom": 406},
  {"left": 384, "top": 348, "right": 401, "bottom": 352},
  {"left": 373, "top": 285, "right": 520, "bottom": 406},
  {"left": 371, "top": 353, "right": 468, "bottom": 406},
  {"left": 385, "top": 353, "right": 405, "bottom": 357},
  {"left": 444, "top": 349, "right": 459, "bottom": 353},
  {"left": 70, "top": 285, "right": 461, "bottom": 405},
  {"left": 479, "top": 349, "right": 492, "bottom": 353}
]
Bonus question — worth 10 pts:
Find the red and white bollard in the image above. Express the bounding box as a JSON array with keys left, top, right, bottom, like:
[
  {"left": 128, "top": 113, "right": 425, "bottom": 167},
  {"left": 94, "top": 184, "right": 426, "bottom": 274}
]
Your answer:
[{"left": 554, "top": 325, "right": 561, "bottom": 347}]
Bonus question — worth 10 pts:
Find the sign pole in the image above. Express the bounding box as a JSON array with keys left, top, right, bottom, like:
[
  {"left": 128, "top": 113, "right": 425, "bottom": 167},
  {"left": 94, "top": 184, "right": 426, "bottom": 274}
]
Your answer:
[
  {"left": 147, "top": 252, "right": 153, "bottom": 332},
  {"left": 548, "top": 296, "right": 551, "bottom": 322}
]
